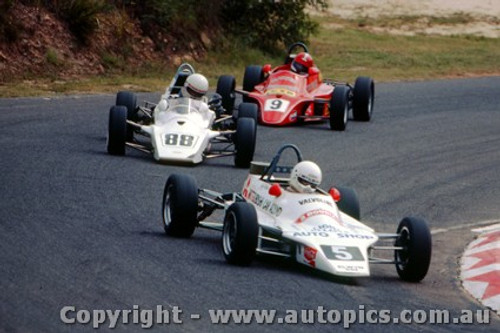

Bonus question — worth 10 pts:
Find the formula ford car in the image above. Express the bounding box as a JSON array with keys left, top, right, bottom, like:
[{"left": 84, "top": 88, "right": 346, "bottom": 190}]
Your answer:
[
  {"left": 107, "top": 63, "right": 257, "bottom": 167},
  {"left": 216, "top": 42, "right": 374, "bottom": 130},
  {"left": 161, "top": 144, "right": 432, "bottom": 282}
]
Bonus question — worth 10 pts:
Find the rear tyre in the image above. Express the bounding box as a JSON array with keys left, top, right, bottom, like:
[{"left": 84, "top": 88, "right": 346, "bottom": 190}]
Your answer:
[
  {"left": 352, "top": 76, "right": 374, "bottom": 121},
  {"left": 243, "top": 65, "right": 263, "bottom": 102},
  {"left": 394, "top": 217, "right": 432, "bottom": 282},
  {"left": 216, "top": 75, "right": 236, "bottom": 115},
  {"left": 335, "top": 187, "right": 360, "bottom": 221},
  {"left": 329, "top": 85, "right": 349, "bottom": 131},
  {"left": 234, "top": 118, "right": 256, "bottom": 168},
  {"left": 222, "top": 202, "right": 259, "bottom": 266},
  {"left": 107, "top": 106, "right": 127, "bottom": 155},
  {"left": 116, "top": 91, "right": 137, "bottom": 140},
  {"left": 237, "top": 102, "right": 258, "bottom": 123},
  {"left": 162, "top": 174, "right": 199, "bottom": 238}
]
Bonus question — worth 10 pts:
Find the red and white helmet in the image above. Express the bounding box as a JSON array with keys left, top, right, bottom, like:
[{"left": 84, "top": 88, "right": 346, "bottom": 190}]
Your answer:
[
  {"left": 289, "top": 161, "right": 322, "bottom": 193},
  {"left": 185, "top": 73, "right": 209, "bottom": 99},
  {"left": 291, "top": 52, "right": 314, "bottom": 74}
]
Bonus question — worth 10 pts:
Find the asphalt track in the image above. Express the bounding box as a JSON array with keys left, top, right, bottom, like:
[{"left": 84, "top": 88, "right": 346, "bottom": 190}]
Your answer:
[{"left": 1, "top": 77, "right": 500, "bottom": 332}]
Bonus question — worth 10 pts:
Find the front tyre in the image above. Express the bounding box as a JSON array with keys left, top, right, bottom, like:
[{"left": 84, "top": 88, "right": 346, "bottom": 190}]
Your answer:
[
  {"left": 352, "top": 76, "right": 374, "bottom": 121},
  {"left": 335, "top": 187, "right": 360, "bottom": 221},
  {"left": 116, "top": 91, "right": 138, "bottom": 140},
  {"left": 107, "top": 105, "right": 127, "bottom": 155},
  {"left": 222, "top": 202, "right": 259, "bottom": 266},
  {"left": 237, "top": 102, "right": 258, "bottom": 123},
  {"left": 243, "top": 65, "right": 263, "bottom": 102},
  {"left": 162, "top": 174, "right": 199, "bottom": 237},
  {"left": 234, "top": 118, "right": 256, "bottom": 168},
  {"left": 394, "top": 217, "right": 432, "bottom": 282},
  {"left": 216, "top": 75, "right": 236, "bottom": 115},
  {"left": 329, "top": 85, "right": 349, "bottom": 131}
]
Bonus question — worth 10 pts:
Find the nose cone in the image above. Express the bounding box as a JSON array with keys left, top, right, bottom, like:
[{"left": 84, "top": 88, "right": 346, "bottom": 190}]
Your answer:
[{"left": 261, "top": 111, "right": 288, "bottom": 125}]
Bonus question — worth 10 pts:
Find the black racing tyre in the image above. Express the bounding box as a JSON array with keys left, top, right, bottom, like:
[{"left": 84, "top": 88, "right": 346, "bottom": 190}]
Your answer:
[
  {"left": 107, "top": 106, "right": 127, "bottom": 155},
  {"left": 216, "top": 75, "right": 236, "bottom": 115},
  {"left": 352, "top": 76, "right": 374, "bottom": 121},
  {"left": 335, "top": 187, "right": 360, "bottom": 221},
  {"left": 162, "top": 174, "right": 199, "bottom": 238},
  {"left": 329, "top": 85, "right": 349, "bottom": 131},
  {"left": 394, "top": 217, "right": 432, "bottom": 282},
  {"left": 237, "top": 102, "right": 258, "bottom": 122},
  {"left": 222, "top": 202, "right": 259, "bottom": 266},
  {"left": 116, "top": 91, "right": 138, "bottom": 141},
  {"left": 243, "top": 65, "right": 263, "bottom": 102},
  {"left": 234, "top": 117, "right": 256, "bottom": 168}
]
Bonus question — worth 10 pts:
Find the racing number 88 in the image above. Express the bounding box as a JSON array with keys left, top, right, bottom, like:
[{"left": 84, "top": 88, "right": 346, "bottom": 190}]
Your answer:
[{"left": 165, "top": 134, "right": 195, "bottom": 147}]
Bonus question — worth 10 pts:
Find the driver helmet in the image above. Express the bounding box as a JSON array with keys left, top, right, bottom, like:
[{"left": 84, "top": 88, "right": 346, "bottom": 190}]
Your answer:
[
  {"left": 289, "top": 160, "right": 322, "bottom": 193},
  {"left": 185, "top": 73, "right": 209, "bottom": 99},
  {"left": 291, "top": 52, "right": 313, "bottom": 75}
]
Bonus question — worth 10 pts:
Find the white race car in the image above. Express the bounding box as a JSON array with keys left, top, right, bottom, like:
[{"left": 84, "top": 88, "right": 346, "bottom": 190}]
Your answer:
[
  {"left": 161, "top": 144, "right": 432, "bottom": 282},
  {"left": 107, "top": 63, "right": 257, "bottom": 167}
]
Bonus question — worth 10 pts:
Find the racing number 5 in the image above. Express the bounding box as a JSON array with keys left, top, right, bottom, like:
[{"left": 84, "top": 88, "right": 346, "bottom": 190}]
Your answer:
[{"left": 331, "top": 246, "right": 353, "bottom": 260}]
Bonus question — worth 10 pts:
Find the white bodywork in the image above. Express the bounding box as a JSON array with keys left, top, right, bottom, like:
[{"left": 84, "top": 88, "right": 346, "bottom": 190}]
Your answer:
[
  {"left": 241, "top": 174, "right": 379, "bottom": 277},
  {"left": 140, "top": 97, "right": 218, "bottom": 164}
]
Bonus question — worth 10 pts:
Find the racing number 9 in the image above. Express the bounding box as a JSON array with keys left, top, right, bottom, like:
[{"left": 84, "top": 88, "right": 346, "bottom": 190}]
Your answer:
[{"left": 270, "top": 99, "right": 283, "bottom": 110}]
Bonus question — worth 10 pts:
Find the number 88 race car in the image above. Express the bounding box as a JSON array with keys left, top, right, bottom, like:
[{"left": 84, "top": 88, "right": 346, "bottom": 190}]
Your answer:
[
  {"left": 107, "top": 63, "right": 257, "bottom": 167},
  {"left": 161, "top": 144, "right": 432, "bottom": 282}
]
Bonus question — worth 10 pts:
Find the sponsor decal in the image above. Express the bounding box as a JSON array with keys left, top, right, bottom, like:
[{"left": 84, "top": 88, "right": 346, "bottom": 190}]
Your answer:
[
  {"left": 336, "top": 264, "right": 365, "bottom": 272},
  {"left": 298, "top": 197, "right": 333, "bottom": 207},
  {"left": 244, "top": 189, "right": 282, "bottom": 217},
  {"left": 336, "top": 233, "right": 375, "bottom": 240},
  {"left": 266, "top": 88, "right": 296, "bottom": 97},
  {"left": 295, "top": 209, "right": 340, "bottom": 224},
  {"left": 292, "top": 231, "right": 329, "bottom": 238},
  {"left": 304, "top": 246, "right": 317, "bottom": 268},
  {"left": 312, "top": 224, "right": 342, "bottom": 233}
]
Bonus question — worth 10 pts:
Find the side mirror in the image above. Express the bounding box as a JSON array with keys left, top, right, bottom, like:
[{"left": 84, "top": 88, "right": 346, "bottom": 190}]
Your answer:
[
  {"left": 329, "top": 187, "right": 341, "bottom": 202},
  {"left": 269, "top": 183, "right": 282, "bottom": 197}
]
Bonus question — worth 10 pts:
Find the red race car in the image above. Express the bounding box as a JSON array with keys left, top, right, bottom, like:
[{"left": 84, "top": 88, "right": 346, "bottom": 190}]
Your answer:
[{"left": 216, "top": 42, "right": 374, "bottom": 131}]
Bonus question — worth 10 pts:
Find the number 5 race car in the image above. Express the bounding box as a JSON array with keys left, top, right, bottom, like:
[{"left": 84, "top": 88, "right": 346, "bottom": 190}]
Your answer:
[
  {"left": 161, "top": 144, "right": 432, "bottom": 282},
  {"left": 216, "top": 42, "right": 374, "bottom": 131},
  {"left": 107, "top": 63, "right": 257, "bottom": 167}
]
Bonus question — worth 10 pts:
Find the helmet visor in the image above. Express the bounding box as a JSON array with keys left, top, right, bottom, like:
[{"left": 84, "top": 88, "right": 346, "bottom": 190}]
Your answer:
[
  {"left": 292, "top": 61, "right": 308, "bottom": 74},
  {"left": 298, "top": 176, "right": 318, "bottom": 189}
]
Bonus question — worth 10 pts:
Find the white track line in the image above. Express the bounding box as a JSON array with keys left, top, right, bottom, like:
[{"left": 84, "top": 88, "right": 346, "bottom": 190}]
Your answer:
[{"left": 431, "top": 220, "right": 500, "bottom": 235}]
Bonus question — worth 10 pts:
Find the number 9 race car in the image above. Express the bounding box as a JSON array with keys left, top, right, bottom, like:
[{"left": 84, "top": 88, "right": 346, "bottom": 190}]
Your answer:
[
  {"left": 161, "top": 144, "right": 432, "bottom": 282},
  {"left": 107, "top": 63, "right": 257, "bottom": 167},
  {"left": 216, "top": 42, "right": 374, "bottom": 131}
]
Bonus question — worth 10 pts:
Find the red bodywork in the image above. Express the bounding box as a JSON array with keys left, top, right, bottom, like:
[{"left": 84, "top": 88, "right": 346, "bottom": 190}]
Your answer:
[{"left": 245, "top": 64, "right": 334, "bottom": 126}]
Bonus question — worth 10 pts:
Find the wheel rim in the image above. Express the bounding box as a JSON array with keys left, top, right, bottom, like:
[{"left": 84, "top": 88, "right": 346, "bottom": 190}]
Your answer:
[
  {"left": 367, "top": 93, "right": 373, "bottom": 116},
  {"left": 223, "top": 212, "right": 237, "bottom": 255},
  {"left": 395, "top": 226, "right": 410, "bottom": 270},
  {"left": 163, "top": 185, "right": 173, "bottom": 228},
  {"left": 343, "top": 101, "right": 348, "bottom": 125}
]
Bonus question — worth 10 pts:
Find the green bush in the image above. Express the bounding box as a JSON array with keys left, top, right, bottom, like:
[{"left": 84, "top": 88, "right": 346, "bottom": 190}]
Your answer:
[{"left": 220, "top": 0, "right": 328, "bottom": 53}]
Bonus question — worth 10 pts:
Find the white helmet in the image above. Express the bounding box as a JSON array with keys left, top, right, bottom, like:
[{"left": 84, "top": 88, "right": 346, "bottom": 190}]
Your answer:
[
  {"left": 289, "top": 161, "right": 322, "bottom": 193},
  {"left": 185, "top": 73, "right": 209, "bottom": 99}
]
